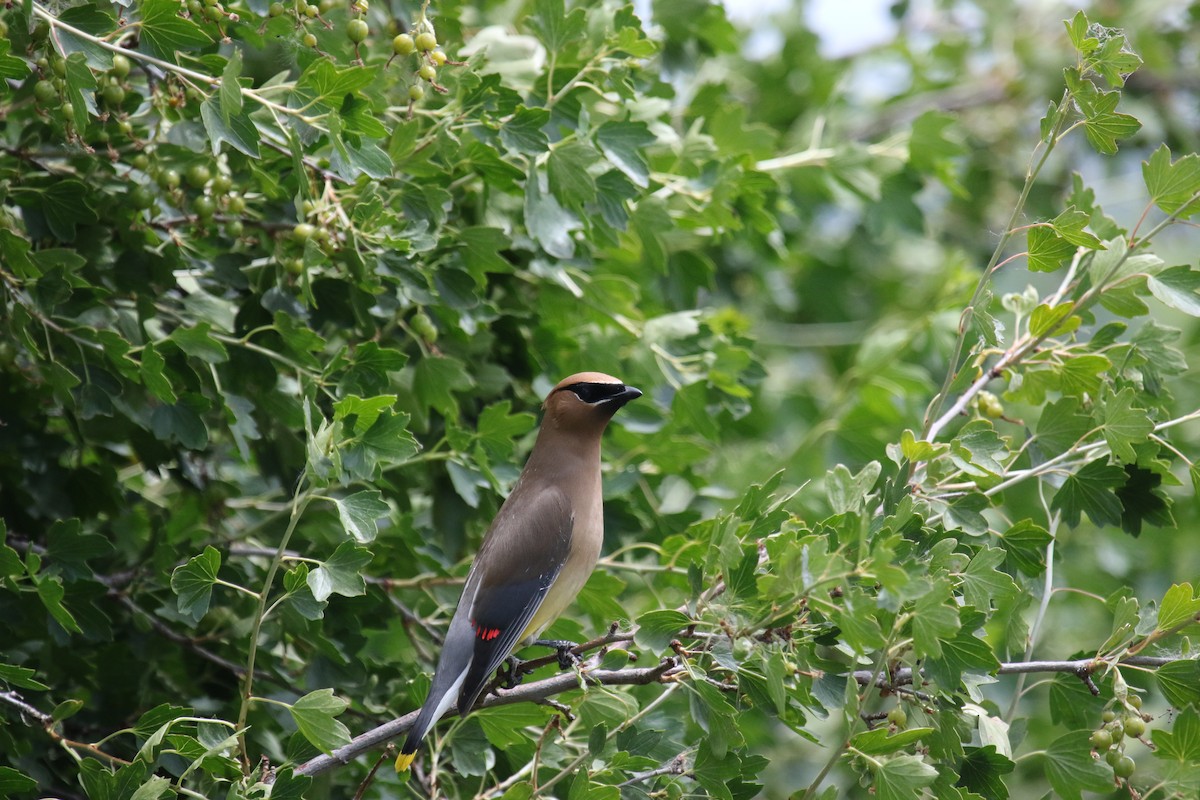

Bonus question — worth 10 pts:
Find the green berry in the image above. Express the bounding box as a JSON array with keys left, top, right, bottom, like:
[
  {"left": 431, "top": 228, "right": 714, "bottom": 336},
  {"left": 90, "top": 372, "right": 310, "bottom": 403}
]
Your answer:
[
  {"left": 131, "top": 153, "right": 150, "bottom": 171},
  {"left": 130, "top": 185, "right": 155, "bottom": 210},
  {"left": 204, "top": 5, "right": 224, "bottom": 21},
  {"left": 392, "top": 33, "right": 415, "bottom": 55},
  {"left": 185, "top": 163, "right": 212, "bottom": 189},
  {"left": 319, "top": 0, "right": 337, "bottom": 12},
  {"left": 34, "top": 79, "right": 58, "bottom": 105},
  {"left": 211, "top": 174, "right": 233, "bottom": 194},
  {"left": 1105, "top": 748, "right": 1122, "bottom": 766},
  {"left": 31, "top": 19, "right": 50, "bottom": 42},
  {"left": 1108, "top": 719, "right": 1125, "bottom": 742},
  {"left": 408, "top": 83, "right": 424, "bottom": 101},
  {"left": 102, "top": 83, "right": 126, "bottom": 106},
  {"left": 302, "top": 32, "right": 318, "bottom": 47},
  {"left": 286, "top": 257, "right": 304, "bottom": 276},
  {"left": 1123, "top": 716, "right": 1145, "bottom": 738},
  {"left": 158, "top": 169, "right": 182, "bottom": 190},
  {"left": 61, "top": 102, "right": 75, "bottom": 121},
  {"left": 1089, "top": 729, "right": 1112, "bottom": 751},
  {"left": 415, "top": 31, "right": 436, "bottom": 51},
  {"left": 1102, "top": 710, "right": 1116, "bottom": 723},
  {"left": 111, "top": 53, "right": 132, "bottom": 79},
  {"left": 193, "top": 196, "right": 216, "bottom": 220},
  {"left": 301, "top": 199, "right": 317, "bottom": 216},
  {"left": 347, "top": 18, "right": 368, "bottom": 42},
  {"left": 430, "top": 49, "right": 446, "bottom": 66},
  {"left": 52, "top": 58, "right": 67, "bottom": 78},
  {"left": 226, "top": 194, "right": 246, "bottom": 214},
  {"left": 188, "top": 0, "right": 204, "bottom": 14},
  {"left": 886, "top": 707, "right": 907, "bottom": 728},
  {"left": 225, "top": 219, "right": 244, "bottom": 237},
  {"left": 269, "top": 1, "right": 285, "bottom": 14},
  {"left": 1112, "top": 755, "right": 1135, "bottom": 779},
  {"left": 418, "top": 63, "right": 436, "bottom": 81},
  {"left": 304, "top": 4, "right": 318, "bottom": 17},
  {"left": 1127, "top": 695, "right": 1142, "bottom": 711},
  {"left": 292, "top": 223, "right": 315, "bottom": 241}
]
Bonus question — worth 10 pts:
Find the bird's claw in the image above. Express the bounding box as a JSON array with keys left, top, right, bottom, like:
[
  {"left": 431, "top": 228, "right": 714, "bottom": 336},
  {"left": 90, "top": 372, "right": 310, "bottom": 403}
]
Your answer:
[{"left": 533, "top": 638, "right": 582, "bottom": 670}]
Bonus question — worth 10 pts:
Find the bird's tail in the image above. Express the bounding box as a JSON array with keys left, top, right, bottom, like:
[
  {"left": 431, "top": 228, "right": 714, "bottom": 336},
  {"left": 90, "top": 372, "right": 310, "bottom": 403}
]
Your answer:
[{"left": 395, "top": 667, "right": 468, "bottom": 772}]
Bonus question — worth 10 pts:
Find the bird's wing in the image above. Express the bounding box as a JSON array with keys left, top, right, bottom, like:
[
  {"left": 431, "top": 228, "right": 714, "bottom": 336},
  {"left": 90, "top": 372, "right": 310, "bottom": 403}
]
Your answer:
[{"left": 455, "top": 484, "right": 573, "bottom": 715}]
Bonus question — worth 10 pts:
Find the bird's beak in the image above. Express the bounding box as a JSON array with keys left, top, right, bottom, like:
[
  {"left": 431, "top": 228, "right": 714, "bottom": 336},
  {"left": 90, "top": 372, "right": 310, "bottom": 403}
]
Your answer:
[{"left": 609, "top": 385, "right": 642, "bottom": 405}]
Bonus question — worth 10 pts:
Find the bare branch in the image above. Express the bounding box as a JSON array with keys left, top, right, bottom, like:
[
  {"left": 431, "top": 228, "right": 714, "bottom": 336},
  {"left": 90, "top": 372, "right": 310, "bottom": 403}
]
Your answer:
[{"left": 617, "top": 752, "right": 689, "bottom": 788}]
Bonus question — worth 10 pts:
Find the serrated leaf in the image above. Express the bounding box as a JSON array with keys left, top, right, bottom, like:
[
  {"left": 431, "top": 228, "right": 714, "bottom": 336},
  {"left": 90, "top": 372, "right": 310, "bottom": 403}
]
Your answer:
[
  {"left": 1152, "top": 707, "right": 1200, "bottom": 762},
  {"left": 219, "top": 49, "right": 243, "bottom": 121},
  {"left": 958, "top": 745, "right": 1014, "bottom": 800},
  {"left": 1143, "top": 144, "right": 1200, "bottom": 219},
  {"left": 1001, "top": 520, "right": 1052, "bottom": 576},
  {"left": 873, "top": 754, "right": 937, "bottom": 800},
  {"left": 500, "top": 107, "right": 550, "bottom": 155},
  {"left": 529, "top": 0, "right": 586, "bottom": 51},
  {"left": 912, "top": 578, "right": 960, "bottom": 659},
  {"left": 138, "top": 0, "right": 213, "bottom": 61},
  {"left": 633, "top": 609, "right": 690, "bottom": 654},
  {"left": 0, "top": 40, "right": 30, "bottom": 80},
  {"left": 1027, "top": 228, "right": 1076, "bottom": 273},
  {"left": 334, "top": 394, "right": 397, "bottom": 435},
  {"left": 0, "top": 663, "right": 50, "bottom": 691},
  {"left": 1081, "top": 96, "right": 1141, "bottom": 155},
  {"left": 200, "top": 97, "right": 261, "bottom": 157},
  {"left": 171, "top": 546, "right": 221, "bottom": 623},
  {"left": 1147, "top": 265, "right": 1200, "bottom": 317},
  {"left": 0, "top": 767, "right": 37, "bottom": 795},
  {"left": 290, "top": 689, "right": 352, "bottom": 753},
  {"left": 35, "top": 576, "right": 82, "bottom": 634},
  {"left": 1042, "top": 730, "right": 1113, "bottom": 799},
  {"left": 307, "top": 541, "right": 372, "bottom": 602},
  {"left": 1157, "top": 583, "right": 1200, "bottom": 633},
  {"left": 1028, "top": 302, "right": 1077, "bottom": 336},
  {"left": 547, "top": 142, "right": 600, "bottom": 209},
  {"left": 525, "top": 165, "right": 580, "bottom": 259},
  {"left": 1035, "top": 397, "right": 1092, "bottom": 457},
  {"left": 334, "top": 490, "right": 389, "bottom": 544},
  {"left": 1156, "top": 660, "right": 1200, "bottom": 708},
  {"left": 359, "top": 411, "right": 420, "bottom": 463},
  {"left": 1058, "top": 354, "right": 1111, "bottom": 396},
  {"left": 851, "top": 727, "right": 936, "bottom": 756},
  {"left": 1051, "top": 207, "right": 1103, "bottom": 248},
  {"left": 170, "top": 322, "right": 229, "bottom": 364},
  {"left": 960, "top": 546, "right": 1019, "bottom": 611},
  {"left": 63, "top": 54, "right": 95, "bottom": 132},
  {"left": 1051, "top": 458, "right": 1125, "bottom": 528},
  {"left": 1101, "top": 387, "right": 1152, "bottom": 464},
  {"left": 596, "top": 121, "right": 656, "bottom": 188}
]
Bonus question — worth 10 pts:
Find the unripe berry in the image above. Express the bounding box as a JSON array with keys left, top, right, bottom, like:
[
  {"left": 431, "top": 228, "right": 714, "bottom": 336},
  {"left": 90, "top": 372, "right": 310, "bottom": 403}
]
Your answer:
[
  {"left": 111, "top": 53, "right": 132, "bottom": 78},
  {"left": 1123, "top": 716, "right": 1145, "bottom": 738},
  {"left": 418, "top": 64, "right": 436, "bottom": 81},
  {"left": 34, "top": 80, "right": 58, "bottom": 105},
  {"left": 302, "top": 32, "right": 318, "bottom": 47},
  {"left": 430, "top": 49, "right": 446, "bottom": 66},
  {"left": 292, "top": 223, "right": 315, "bottom": 241},
  {"left": 407, "top": 83, "right": 424, "bottom": 101},
  {"left": 1089, "top": 729, "right": 1112, "bottom": 750},
  {"left": 193, "top": 196, "right": 216, "bottom": 220},
  {"left": 415, "top": 31, "right": 436, "bottom": 51},
  {"left": 392, "top": 33, "right": 415, "bottom": 55},
  {"left": 347, "top": 19, "right": 368, "bottom": 43},
  {"left": 1112, "top": 755, "right": 1135, "bottom": 779}
]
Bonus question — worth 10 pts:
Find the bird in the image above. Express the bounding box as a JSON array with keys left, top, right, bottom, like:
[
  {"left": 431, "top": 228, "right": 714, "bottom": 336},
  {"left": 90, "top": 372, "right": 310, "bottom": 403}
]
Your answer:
[{"left": 395, "top": 371, "right": 642, "bottom": 772}]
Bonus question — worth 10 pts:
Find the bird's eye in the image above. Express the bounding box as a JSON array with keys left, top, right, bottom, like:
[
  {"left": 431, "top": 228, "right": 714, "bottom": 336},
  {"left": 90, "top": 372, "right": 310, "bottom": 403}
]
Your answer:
[{"left": 566, "top": 382, "right": 627, "bottom": 404}]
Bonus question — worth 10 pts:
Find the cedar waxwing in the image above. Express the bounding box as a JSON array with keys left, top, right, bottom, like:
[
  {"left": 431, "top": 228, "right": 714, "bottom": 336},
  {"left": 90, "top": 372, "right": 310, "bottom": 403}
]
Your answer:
[{"left": 395, "top": 372, "right": 641, "bottom": 771}]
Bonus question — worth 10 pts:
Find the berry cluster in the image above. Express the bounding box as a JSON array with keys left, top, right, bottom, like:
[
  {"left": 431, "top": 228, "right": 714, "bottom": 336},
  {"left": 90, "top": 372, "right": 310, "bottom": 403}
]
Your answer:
[{"left": 1089, "top": 694, "right": 1148, "bottom": 782}]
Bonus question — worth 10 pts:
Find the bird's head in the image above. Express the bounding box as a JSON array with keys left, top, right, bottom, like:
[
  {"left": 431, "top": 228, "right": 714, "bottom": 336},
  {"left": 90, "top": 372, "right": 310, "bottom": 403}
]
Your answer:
[{"left": 542, "top": 372, "right": 642, "bottom": 433}]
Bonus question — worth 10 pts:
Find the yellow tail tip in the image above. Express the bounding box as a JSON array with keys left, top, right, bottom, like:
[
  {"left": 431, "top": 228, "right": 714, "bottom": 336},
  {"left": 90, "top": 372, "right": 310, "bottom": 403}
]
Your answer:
[{"left": 395, "top": 751, "right": 416, "bottom": 772}]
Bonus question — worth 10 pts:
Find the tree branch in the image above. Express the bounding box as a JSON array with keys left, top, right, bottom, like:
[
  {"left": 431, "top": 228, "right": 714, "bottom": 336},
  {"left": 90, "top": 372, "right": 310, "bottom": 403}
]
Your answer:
[
  {"left": 295, "top": 657, "right": 681, "bottom": 777},
  {"left": 852, "top": 654, "right": 1180, "bottom": 689}
]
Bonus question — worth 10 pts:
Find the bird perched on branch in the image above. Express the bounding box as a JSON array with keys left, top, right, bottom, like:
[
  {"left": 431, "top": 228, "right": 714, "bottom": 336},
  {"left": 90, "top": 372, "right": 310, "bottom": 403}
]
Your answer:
[{"left": 395, "top": 372, "right": 642, "bottom": 772}]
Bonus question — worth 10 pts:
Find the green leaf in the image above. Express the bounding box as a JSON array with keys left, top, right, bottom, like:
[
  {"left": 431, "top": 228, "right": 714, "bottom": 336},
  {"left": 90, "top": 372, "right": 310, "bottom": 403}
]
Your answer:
[
  {"left": 958, "top": 745, "right": 1015, "bottom": 800},
  {"left": 1157, "top": 583, "right": 1200, "bottom": 633},
  {"left": 1147, "top": 265, "right": 1200, "bottom": 317},
  {"left": 63, "top": 53, "right": 96, "bottom": 133},
  {"left": 912, "top": 579, "right": 961, "bottom": 659},
  {"left": 1042, "top": 731, "right": 1114, "bottom": 799},
  {"left": 219, "top": 49, "right": 244, "bottom": 122},
  {"left": 1000, "top": 520, "right": 1052, "bottom": 576},
  {"left": 548, "top": 142, "right": 600, "bottom": 209},
  {"left": 1143, "top": 144, "right": 1200, "bottom": 219},
  {"left": 525, "top": 166, "right": 580, "bottom": 259},
  {"left": 1152, "top": 707, "right": 1200, "bottom": 762},
  {"left": 826, "top": 461, "right": 881, "bottom": 514},
  {"left": 595, "top": 121, "right": 656, "bottom": 188},
  {"left": 529, "top": 0, "right": 586, "bottom": 51},
  {"left": 0, "top": 767, "right": 37, "bottom": 795},
  {"left": 414, "top": 356, "right": 474, "bottom": 418},
  {"left": 960, "top": 546, "right": 1019, "bottom": 611},
  {"left": 200, "top": 97, "right": 261, "bottom": 157},
  {"left": 1035, "top": 398, "right": 1093, "bottom": 456},
  {"left": 150, "top": 400, "right": 209, "bottom": 450},
  {"left": 1026, "top": 227, "right": 1076, "bottom": 273},
  {"left": 290, "top": 689, "right": 352, "bottom": 753},
  {"left": 1101, "top": 387, "right": 1153, "bottom": 464},
  {"left": 138, "top": 0, "right": 213, "bottom": 61},
  {"left": 924, "top": 610, "right": 1000, "bottom": 688},
  {"left": 851, "top": 727, "right": 936, "bottom": 756},
  {"left": 950, "top": 422, "right": 1008, "bottom": 477},
  {"left": 1064, "top": 11, "right": 1091, "bottom": 53},
  {"left": 1080, "top": 93, "right": 1141, "bottom": 155},
  {"left": 170, "top": 322, "right": 229, "bottom": 364},
  {"left": 1051, "top": 207, "right": 1103, "bottom": 248},
  {"left": 0, "top": 40, "right": 30, "bottom": 80},
  {"left": 1058, "top": 354, "right": 1111, "bottom": 397},
  {"left": 334, "top": 394, "right": 398, "bottom": 435},
  {"left": 500, "top": 106, "right": 551, "bottom": 155},
  {"left": 0, "top": 663, "right": 50, "bottom": 691},
  {"left": 171, "top": 546, "right": 221, "bottom": 623},
  {"left": 34, "top": 180, "right": 98, "bottom": 242},
  {"left": 1155, "top": 660, "right": 1200, "bottom": 709},
  {"left": 872, "top": 754, "right": 937, "bottom": 800},
  {"left": 307, "top": 541, "right": 372, "bottom": 602},
  {"left": 359, "top": 411, "right": 421, "bottom": 464},
  {"left": 129, "top": 775, "right": 172, "bottom": 800},
  {"left": 633, "top": 609, "right": 690, "bottom": 654},
  {"left": 35, "top": 576, "right": 82, "bottom": 634},
  {"left": 1028, "top": 301, "right": 1078, "bottom": 336},
  {"left": 140, "top": 342, "right": 177, "bottom": 404},
  {"left": 333, "top": 490, "right": 390, "bottom": 544},
  {"left": 1051, "top": 458, "right": 1126, "bottom": 528}
]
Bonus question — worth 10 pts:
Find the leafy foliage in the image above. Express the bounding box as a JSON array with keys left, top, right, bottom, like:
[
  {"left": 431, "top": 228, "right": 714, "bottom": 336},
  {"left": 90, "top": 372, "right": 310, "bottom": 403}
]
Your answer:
[{"left": 1, "top": 1, "right": 1199, "bottom": 799}]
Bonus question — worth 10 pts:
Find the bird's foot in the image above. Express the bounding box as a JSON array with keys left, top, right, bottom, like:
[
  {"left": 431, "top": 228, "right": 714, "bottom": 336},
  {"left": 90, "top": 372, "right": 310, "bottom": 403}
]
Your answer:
[
  {"left": 533, "top": 638, "right": 582, "bottom": 670},
  {"left": 498, "top": 655, "right": 526, "bottom": 689}
]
